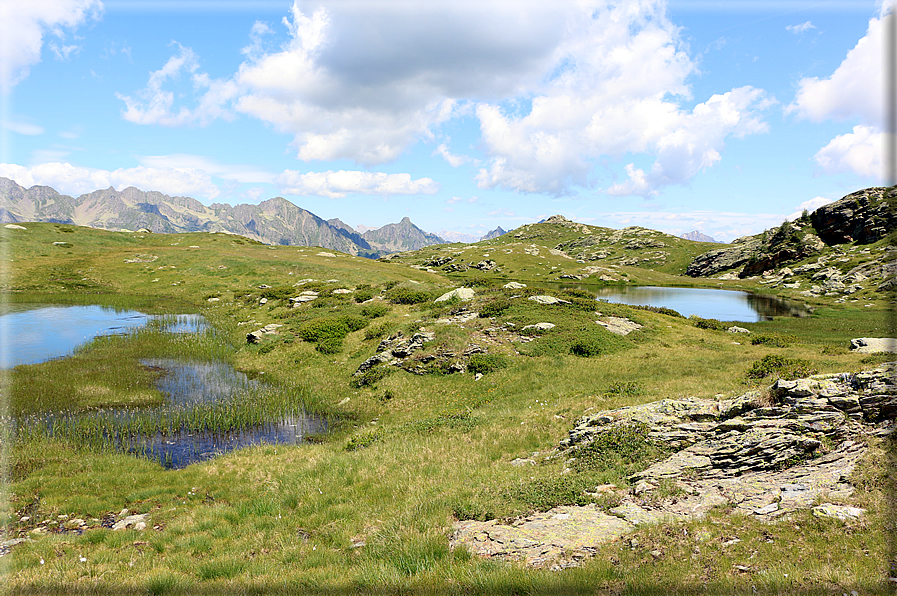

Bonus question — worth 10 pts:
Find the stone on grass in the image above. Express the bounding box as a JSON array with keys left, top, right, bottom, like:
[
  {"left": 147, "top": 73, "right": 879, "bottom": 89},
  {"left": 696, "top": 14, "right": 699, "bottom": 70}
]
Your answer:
[
  {"left": 112, "top": 513, "right": 149, "bottom": 531},
  {"left": 528, "top": 295, "right": 570, "bottom": 305},
  {"left": 503, "top": 282, "right": 527, "bottom": 289},
  {"left": 812, "top": 503, "right": 865, "bottom": 521},
  {"left": 4, "top": 224, "right": 26, "bottom": 230},
  {"left": 850, "top": 338, "right": 897, "bottom": 353},
  {"left": 596, "top": 317, "right": 642, "bottom": 335},
  {"left": 727, "top": 326, "right": 751, "bottom": 334},
  {"left": 435, "top": 287, "right": 475, "bottom": 302},
  {"left": 522, "top": 323, "right": 555, "bottom": 332}
]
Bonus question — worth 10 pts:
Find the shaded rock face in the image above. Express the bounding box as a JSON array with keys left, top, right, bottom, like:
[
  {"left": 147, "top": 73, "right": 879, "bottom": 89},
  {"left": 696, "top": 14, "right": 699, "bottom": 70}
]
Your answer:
[
  {"left": 811, "top": 187, "right": 897, "bottom": 246},
  {"left": 453, "top": 363, "right": 895, "bottom": 570},
  {"left": 686, "top": 237, "right": 762, "bottom": 277}
]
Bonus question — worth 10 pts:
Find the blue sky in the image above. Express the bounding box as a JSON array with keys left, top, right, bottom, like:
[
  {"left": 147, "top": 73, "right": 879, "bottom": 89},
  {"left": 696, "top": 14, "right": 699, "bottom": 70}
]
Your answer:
[{"left": 0, "top": 0, "right": 890, "bottom": 242}]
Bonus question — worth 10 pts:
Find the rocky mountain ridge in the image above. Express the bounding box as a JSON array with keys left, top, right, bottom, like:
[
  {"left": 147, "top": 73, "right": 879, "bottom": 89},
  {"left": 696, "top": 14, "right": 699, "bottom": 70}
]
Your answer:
[{"left": 0, "top": 178, "right": 444, "bottom": 258}]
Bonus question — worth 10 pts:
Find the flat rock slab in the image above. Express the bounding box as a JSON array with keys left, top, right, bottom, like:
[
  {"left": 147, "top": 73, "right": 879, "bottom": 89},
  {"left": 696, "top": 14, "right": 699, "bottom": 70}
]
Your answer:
[
  {"left": 435, "top": 287, "right": 476, "bottom": 302},
  {"left": 850, "top": 338, "right": 897, "bottom": 353},
  {"left": 596, "top": 317, "right": 642, "bottom": 336},
  {"left": 528, "top": 295, "right": 570, "bottom": 305},
  {"left": 452, "top": 504, "right": 633, "bottom": 569}
]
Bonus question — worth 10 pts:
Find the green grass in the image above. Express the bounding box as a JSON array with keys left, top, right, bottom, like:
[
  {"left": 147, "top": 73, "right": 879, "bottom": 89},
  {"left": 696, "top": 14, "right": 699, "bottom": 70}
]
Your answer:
[{"left": 1, "top": 222, "right": 893, "bottom": 594}]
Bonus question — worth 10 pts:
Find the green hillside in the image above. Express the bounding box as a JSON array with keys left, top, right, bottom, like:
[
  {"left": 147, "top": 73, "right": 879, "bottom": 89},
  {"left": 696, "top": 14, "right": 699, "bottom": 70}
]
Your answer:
[{"left": 1, "top": 221, "right": 893, "bottom": 594}]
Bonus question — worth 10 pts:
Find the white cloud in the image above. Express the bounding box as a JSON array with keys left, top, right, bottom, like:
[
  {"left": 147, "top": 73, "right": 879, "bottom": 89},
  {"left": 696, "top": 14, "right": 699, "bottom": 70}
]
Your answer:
[
  {"left": 0, "top": 0, "right": 102, "bottom": 90},
  {"left": 786, "top": 21, "right": 815, "bottom": 34},
  {"left": 789, "top": 15, "right": 881, "bottom": 126},
  {"left": 138, "top": 154, "right": 274, "bottom": 184},
  {"left": 786, "top": 196, "right": 835, "bottom": 221},
  {"left": 434, "top": 143, "right": 468, "bottom": 167},
  {"left": 274, "top": 170, "right": 439, "bottom": 198},
  {"left": 474, "top": 2, "right": 773, "bottom": 196},
  {"left": 813, "top": 125, "right": 883, "bottom": 179},
  {"left": 116, "top": 43, "right": 239, "bottom": 126},
  {"left": 1, "top": 119, "right": 45, "bottom": 136},
  {"left": 0, "top": 162, "right": 221, "bottom": 199}
]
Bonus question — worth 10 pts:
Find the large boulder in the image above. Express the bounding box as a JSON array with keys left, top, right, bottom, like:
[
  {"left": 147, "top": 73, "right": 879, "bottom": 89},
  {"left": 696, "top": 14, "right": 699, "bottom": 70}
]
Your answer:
[
  {"left": 811, "top": 187, "right": 897, "bottom": 245},
  {"left": 435, "top": 287, "right": 475, "bottom": 302}
]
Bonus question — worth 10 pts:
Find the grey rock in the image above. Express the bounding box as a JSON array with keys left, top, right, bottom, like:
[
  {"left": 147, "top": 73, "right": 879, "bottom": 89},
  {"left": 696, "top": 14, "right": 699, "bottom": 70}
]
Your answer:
[
  {"left": 112, "top": 513, "right": 149, "bottom": 531},
  {"left": 596, "top": 317, "right": 642, "bottom": 336},
  {"left": 850, "top": 338, "right": 897, "bottom": 353},
  {"left": 727, "top": 326, "right": 751, "bottom": 334},
  {"left": 521, "top": 322, "right": 555, "bottom": 332},
  {"left": 812, "top": 503, "right": 865, "bottom": 521},
  {"left": 435, "top": 287, "right": 475, "bottom": 302},
  {"left": 246, "top": 323, "right": 283, "bottom": 344},
  {"left": 528, "top": 295, "right": 571, "bottom": 305}
]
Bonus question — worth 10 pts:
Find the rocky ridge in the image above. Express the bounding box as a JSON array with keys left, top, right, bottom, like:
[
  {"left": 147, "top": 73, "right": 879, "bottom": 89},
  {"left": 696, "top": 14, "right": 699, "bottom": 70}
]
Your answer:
[{"left": 451, "top": 362, "right": 895, "bottom": 569}]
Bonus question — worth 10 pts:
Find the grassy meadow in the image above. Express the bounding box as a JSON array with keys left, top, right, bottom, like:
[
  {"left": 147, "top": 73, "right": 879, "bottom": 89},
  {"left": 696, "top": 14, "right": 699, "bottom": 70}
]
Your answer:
[{"left": 0, "top": 222, "right": 894, "bottom": 594}]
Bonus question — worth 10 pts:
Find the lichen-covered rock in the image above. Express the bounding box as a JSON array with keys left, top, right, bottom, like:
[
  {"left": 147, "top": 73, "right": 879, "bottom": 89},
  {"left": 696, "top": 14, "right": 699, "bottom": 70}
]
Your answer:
[
  {"left": 811, "top": 186, "right": 897, "bottom": 245},
  {"left": 435, "top": 287, "right": 475, "bottom": 302}
]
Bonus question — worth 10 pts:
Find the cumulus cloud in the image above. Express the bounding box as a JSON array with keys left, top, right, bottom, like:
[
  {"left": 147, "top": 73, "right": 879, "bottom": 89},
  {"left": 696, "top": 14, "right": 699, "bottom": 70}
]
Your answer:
[
  {"left": 274, "top": 170, "right": 439, "bottom": 198},
  {"left": 0, "top": 0, "right": 102, "bottom": 90},
  {"left": 116, "top": 0, "right": 772, "bottom": 193},
  {"left": 790, "top": 15, "right": 881, "bottom": 126},
  {"left": 116, "top": 43, "right": 239, "bottom": 126},
  {"left": 813, "top": 125, "right": 883, "bottom": 178},
  {"left": 0, "top": 162, "right": 221, "bottom": 199},
  {"left": 786, "top": 21, "right": 815, "bottom": 34},
  {"left": 789, "top": 14, "right": 886, "bottom": 181},
  {"left": 474, "top": 4, "right": 773, "bottom": 196}
]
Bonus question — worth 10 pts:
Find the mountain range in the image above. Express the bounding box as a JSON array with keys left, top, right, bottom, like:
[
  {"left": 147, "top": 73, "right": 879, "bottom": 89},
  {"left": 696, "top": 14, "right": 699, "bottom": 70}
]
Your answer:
[{"left": 0, "top": 178, "right": 445, "bottom": 258}]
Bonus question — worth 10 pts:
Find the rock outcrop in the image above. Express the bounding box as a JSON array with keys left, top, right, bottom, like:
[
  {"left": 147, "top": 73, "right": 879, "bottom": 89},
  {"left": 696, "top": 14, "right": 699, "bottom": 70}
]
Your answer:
[
  {"left": 452, "top": 363, "right": 895, "bottom": 569},
  {"left": 811, "top": 186, "right": 897, "bottom": 246}
]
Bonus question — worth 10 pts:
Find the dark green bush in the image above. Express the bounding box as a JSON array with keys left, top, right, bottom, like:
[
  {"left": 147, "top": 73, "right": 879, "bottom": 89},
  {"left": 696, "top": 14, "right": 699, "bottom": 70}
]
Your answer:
[
  {"left": 361, "top": 303, "right": 390, "bottom": 318},
  {"left": 690, "top": 316, "right": 726, "bottom": 331},
  {"left": 364, "top": 322, "right": 392, "bottom": 341},
  {"left": 387, "top": 287, "right": 433, "bottom": 305},
  {"left": 315, "top": 336, "right": 343, "bottom": 354},
  {"left": 751, "top": 334, "right": 799, "bottom": 348},
  {"left": 297, "top": 318, "right": 350, "bottom": 342},
  {"left": 338, "top": 314, "right": 369, "bottom": 332},
  {"left": 354, "top": 289, "right": 375, "bottom": 303},
  {"left": 745, "top": 354, "right": 817, "bottom": 380},
  {"left": 570, "top": 337, "right": 608, "bottom": 357},
  {"left": 572, "top": 422, "right": 670, "bottom": 477},
  {"left": 467, "top": 354, "right": 509, "bottom": 375},
  {"left": 479, "top": 298, "right": 510, "bottom": 318},
  {"left": 351, "top": 365, "right": 395, "bottom": 388},
  {"left": 259, "top": 286, "right": 296, "bottom": 300}
]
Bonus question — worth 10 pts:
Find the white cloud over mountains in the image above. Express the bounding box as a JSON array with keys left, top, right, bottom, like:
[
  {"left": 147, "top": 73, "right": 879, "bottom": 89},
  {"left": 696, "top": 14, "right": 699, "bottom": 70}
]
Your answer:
[
  {"left": 0, "top": 159, "right": 436, "bottom": 202},
  {"left": 0, "top": 0, "right": 102, "bottom": 91},
  {"left": 275, "top": 170, "right": 439, "bottom": 198},
  {"left": 113, "top": 0, "right": 775, "bottom": 197}
]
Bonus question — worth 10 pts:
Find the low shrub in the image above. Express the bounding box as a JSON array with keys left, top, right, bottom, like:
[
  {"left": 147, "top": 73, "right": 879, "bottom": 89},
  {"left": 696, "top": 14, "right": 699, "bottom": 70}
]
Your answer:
[
  {"left": 315, "top": 336, "right": 343, "bottom": 354},
  {"left": 346, "top": 428, "right": 384, "bottom": 451},
  {"left": 479, "top": 298, "right": 510, "bottom": 318},
  {"left": 354, "top": 289, "right": 375, "bottom": 303},
  {"left": 467, "top": 353, "right": 509, "bottom": 375},
  {"left": 751, "top": 333, "right": 799, "bottom": 348},
  {"left": 570, "top": 337, "right": 607, "bottom": 357},
  {"left": 361, "top": 303, "right": 390, "bottom": 318},
  {"left": 259, "top": 285, "right": 296, "bottom": 301},
  {"left": 745, "top": 354, "right": 817, "bottom": 380},
  {"left": 603, "top": 381, "right": 644, "bottom": 397},
  {"left": 364, "top": 322, "right": 393, "bottom": 341},
  {"left": 351, "top": 365, "right": 395, "bottom": 388},
  {"left": 386, "top": 287, "right": 433, "bottom": 305},
  {"left": 572, "top": 422, "right": 670, "bottom": 477},
  {"left": 297, "top": 318, "right": 349, "bottom": 342},
  {"left": 690, "top": 316, "right": 726, "bottom": 331}
]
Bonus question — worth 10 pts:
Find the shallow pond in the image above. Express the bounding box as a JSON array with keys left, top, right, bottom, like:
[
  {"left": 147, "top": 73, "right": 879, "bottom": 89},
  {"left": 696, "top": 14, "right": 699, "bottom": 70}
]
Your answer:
[
  {"left": 594, "top": 286, "right": 809, "bottom": 322},
  {"left": 7, "top": 305, "right": 326, "bottom": 468},
  {"left": 0, "top": 304, "right": 204, "bottom": 368}
]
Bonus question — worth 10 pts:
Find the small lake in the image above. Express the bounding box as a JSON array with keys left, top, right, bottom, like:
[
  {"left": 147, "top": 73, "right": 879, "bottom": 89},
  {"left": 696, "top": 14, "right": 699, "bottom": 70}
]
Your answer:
[
  {"left": 594, "top": 286, "right": 810, "bottom": 322},
  {"left": 0, "top": 304, "right": 204, "bottom": 368},
  {"left": 8, "top": 305, "right": 327, "bottom": 468}
]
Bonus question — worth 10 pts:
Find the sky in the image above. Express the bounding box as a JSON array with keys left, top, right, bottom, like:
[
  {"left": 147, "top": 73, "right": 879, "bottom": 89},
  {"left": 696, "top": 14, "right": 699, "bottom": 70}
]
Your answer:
[{"left": 0, "top": 0, "right": 892, "bottom": 243}]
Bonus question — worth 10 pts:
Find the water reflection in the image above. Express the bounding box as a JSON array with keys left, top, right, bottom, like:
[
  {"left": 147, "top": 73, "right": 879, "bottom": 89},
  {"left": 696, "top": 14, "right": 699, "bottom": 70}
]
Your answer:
[
  {"left": 594, "top": 286, "right": 809, "bottom": 322},
  {"left": 0, "top": 305, "right": 205, "bottom": 368}
]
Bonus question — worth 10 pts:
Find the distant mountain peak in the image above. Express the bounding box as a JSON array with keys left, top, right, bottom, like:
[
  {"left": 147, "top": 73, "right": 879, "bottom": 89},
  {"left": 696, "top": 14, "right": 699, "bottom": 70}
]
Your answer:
[
  {"left": 480, "top": 227, "right": 507, "bottom": 241},
  {"left": 681, "top": 230, "right": 719, "bottom": 243}
]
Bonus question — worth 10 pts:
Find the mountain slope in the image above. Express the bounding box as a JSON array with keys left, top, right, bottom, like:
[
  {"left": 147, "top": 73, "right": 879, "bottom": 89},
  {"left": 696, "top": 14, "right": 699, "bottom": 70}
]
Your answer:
[{"left": 0, "top": 178, "right": 444, "bottom": 257}]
